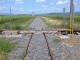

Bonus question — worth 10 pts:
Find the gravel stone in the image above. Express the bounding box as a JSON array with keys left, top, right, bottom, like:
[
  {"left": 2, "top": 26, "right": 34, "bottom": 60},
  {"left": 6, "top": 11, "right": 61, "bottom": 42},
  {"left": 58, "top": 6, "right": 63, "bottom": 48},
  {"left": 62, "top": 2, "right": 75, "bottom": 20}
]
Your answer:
[
  {"left": 46, "top": 34, "right": 80, "bottom": 60},
  {"left": 8, "top": 34, "right": 31, "bottom": 60},
  {"left": 26, "top": 34, "right": 51, "bottom": 60},
  {"left": 27, "top": 17, "right": 47, "bottom": 30}
]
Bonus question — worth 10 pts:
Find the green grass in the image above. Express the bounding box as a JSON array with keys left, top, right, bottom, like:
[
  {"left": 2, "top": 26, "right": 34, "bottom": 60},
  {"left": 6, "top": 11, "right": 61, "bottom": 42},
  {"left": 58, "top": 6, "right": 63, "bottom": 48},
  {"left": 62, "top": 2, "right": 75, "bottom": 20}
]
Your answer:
[
  {"left": 0, "top": 16, "right": 35, "bottom": 30},
  {"left": 0, "top": 39, "right": 16, "bottom": 60},
  {"left": 0, "top": 40, "right": 15, "bottom": 53},
  {"left": 43, "top": 15, "right": 80, "bottom": 29},
  {"left": 53, "top": 38, "right": 61, "bottom": 43},
  {"left": 46, "top": 15, "right": 80, "bottom": 21},
  {"left": 0, "top": 16, "right": 10, "bottom": 24}
]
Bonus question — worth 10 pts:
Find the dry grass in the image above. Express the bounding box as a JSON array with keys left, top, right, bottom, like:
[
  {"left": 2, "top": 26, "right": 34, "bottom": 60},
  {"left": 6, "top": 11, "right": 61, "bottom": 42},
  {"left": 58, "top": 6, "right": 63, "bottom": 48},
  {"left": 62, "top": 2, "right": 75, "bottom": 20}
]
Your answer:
[
  {"left": 62, "top": 36, "right": 80, "bottom": 46},
  {"left": 42, "top": 15, "right": 80, "bottom": 30},
  {"left": 75, "top": 51, "right": 80, "bottom": 56},
  {"left": 42, "top": 17, "right": 62, "bottom": 25}
]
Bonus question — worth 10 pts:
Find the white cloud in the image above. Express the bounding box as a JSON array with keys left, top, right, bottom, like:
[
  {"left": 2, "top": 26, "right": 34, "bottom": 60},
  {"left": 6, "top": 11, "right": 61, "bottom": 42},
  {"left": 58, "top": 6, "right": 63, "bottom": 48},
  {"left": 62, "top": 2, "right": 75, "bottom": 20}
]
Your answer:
[
  {"left": 64, "top": 0, "right": 69, "bottom": 4},
  {"left": 12, "top": 7, "right": 24, "bottom": 12},
  {"left": 16, "top": 0, "right": 24, "bottom": 4},
  {"left": 36, "top": 0, "right": 46, "bottom": 2},
  {"left": 41, "top": 5, "right": 48, "bottom": 8},
  {"left": 57, "top": 1, "right": 64, "bottom": 5},
  {"left": 57, "top": 0, "right": 69, "bottom": 5},
  {"left": 0, "top": 6, "right": 9, "bottom": 11},
  {"left": 0, "top": 0, "right": 14, "bottom": 3},
  {"left": 18, "top": 8, "right": 24, "bottom": 12},
  {"left": 30, "top": 7, "right": 63, "bottom": 13}
]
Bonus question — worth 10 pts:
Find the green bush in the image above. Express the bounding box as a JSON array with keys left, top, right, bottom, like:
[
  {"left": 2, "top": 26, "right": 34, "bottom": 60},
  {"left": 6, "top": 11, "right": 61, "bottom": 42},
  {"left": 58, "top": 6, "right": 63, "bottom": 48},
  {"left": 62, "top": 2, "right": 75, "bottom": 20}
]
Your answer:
[
  {"left": 4, "top": 25, "right": 11, "bottom": 30},
  {"left": 0, "top": 39, "right": 15, "bottom": 53},
  {"left": 0, "top": 39, "right": 16, "bottom": 60},
  {"left": 53, "top": 38, "right": 61, "bottom": 43},
  {"left": 0, "top": 30, "right": 3, "bottom": 34},
  {"left": 13, "top": 26, "right": 23, "bottom": 30}
]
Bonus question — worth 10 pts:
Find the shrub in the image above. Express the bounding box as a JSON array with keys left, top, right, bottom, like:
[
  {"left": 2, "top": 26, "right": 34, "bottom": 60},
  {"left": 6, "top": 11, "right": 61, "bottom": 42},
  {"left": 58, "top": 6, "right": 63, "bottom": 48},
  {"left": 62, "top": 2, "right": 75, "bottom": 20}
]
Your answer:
[
  {"left": 0, "top": 39, "right": 15, "bottom": 53},
  {"left": 53, "top": 38, "right": 61, "bottom": 43},
  {"left": 0, "top": 39, "right": 16, "bottom": 60},
  {"left": 13, "top": 26, "right": 23, "bottom": 30}
]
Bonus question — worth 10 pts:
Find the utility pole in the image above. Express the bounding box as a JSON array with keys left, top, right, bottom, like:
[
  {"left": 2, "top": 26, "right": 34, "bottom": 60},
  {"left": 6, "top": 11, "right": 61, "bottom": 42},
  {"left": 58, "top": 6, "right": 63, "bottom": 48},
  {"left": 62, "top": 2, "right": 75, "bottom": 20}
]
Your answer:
[
  {"left": 70, "top": 0, "right": 74, "bottom": 37},
  {"left": 10, "top": 7, "right": 12, "bottom": 30},
  {"left": 9, "top": 0, "right": 12, "bottom": 30},
  {"left": 32, "top": 11, "right": 34, "bottom": 16},
  {"left": 63, "top": 8, "right": 66, "bottom": 28}
]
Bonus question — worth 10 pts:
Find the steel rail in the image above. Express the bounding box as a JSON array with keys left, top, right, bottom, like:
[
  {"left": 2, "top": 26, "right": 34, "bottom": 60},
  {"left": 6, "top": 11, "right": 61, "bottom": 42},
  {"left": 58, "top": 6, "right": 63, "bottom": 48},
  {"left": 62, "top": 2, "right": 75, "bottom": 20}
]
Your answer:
[
  {"left": 43, "top": 32, "right": 54, "bottom": 60},
  {"left": 22, "top": 33, "right": 34, "bottom": 60}
]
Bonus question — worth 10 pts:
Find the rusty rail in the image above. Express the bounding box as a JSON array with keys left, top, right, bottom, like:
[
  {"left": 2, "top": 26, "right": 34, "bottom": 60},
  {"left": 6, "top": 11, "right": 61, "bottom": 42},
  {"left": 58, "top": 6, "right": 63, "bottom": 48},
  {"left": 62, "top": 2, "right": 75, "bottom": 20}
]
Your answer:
[
  {"left": 23, "top": 33, "right": 34, "bottom": 60},
  {"left": 43, "top": 32, "right": 54, "bottom": 60},
  {"left": 23, "top": 32, "right": 54, "bottom": 60}
]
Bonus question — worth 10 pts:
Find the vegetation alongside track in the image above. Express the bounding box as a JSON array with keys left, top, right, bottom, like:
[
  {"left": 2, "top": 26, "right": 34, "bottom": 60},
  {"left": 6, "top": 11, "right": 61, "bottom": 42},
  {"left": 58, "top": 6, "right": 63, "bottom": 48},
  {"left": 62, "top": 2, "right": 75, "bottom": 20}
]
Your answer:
[
  {"left": 42, "top": 15, "right": 80, "bottom": 29},
  {"left": 46, "top": 15, "right": 80, "bottom": 21},
  {"left": 0, "top": 39, "right": 16, "bottom": 60},
  {"left": 0, "top": 16, "right": 35, "bottom": 30},
  {"left": 53, "top": 38, "right": 62, "bottom": 43}
]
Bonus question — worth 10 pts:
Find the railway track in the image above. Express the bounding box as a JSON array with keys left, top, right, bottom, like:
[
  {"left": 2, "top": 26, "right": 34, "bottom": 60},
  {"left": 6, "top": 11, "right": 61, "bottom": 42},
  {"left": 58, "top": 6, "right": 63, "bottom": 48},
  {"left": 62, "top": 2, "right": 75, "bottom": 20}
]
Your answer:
[
  {"left": 22, "top": 32, "right": 54, "bottom": 60},
  {"left": 22, "top": 33, "right": 34, "bottom": 60},
  {"left": 43, "top": 32, "right": 54, "bottom": 60}
]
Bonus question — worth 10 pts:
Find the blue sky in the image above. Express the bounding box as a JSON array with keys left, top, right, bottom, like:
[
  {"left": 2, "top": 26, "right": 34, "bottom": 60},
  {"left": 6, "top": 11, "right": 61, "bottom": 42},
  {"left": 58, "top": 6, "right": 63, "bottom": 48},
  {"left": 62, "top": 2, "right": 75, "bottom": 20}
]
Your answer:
[{"left": 0, "top": 0, "right": 80, "bottom": 14}]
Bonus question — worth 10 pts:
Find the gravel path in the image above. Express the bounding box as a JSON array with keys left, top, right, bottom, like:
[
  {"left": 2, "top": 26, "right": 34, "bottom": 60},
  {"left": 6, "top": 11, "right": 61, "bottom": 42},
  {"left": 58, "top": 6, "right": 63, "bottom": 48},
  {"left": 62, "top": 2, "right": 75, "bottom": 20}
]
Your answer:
[
  {"left": 8, "top": 34, "right": 31, "bottom": 60},
  {"left": 27, "top": 17, "right": 47, "bottom": 30},
  {"left": 7, "top": 17, "right": 50, "bottom": 60},
  {"left": 7, "top": 17, "right": 80, "bottom": 60},
  {"left": 46, "top": 34, "right": 80, "bottom": 60},
  {"left": 25, "top": 33, "right": 51, "bottom": 60}
]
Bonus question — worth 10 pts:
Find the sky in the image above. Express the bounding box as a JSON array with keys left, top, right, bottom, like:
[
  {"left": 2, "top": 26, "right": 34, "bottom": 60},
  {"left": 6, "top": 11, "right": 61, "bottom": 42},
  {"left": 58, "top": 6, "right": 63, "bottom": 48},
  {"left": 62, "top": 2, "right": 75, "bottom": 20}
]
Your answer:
[{"left": 0, "top": 0, "right": 80, "bottom": 14}]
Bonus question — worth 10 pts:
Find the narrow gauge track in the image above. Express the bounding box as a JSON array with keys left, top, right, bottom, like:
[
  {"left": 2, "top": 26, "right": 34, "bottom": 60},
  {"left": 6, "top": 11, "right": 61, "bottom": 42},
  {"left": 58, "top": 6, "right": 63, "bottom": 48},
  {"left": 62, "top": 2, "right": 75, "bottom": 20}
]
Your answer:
[
  {"left": 23, "top": 32, "right": 54, "bottom": 60},
  {"left": 43, "top": 32, "right": 54, "bottom": 60},
  {"left": 23, "top": 33, "right": 34, "bottom": 60}
]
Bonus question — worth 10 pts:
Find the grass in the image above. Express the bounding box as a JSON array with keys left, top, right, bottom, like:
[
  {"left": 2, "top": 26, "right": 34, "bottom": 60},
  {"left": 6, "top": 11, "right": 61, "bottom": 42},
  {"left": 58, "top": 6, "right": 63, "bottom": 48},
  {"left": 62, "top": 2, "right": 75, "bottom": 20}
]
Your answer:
[
  {"left": 42, "top": 15, "right": 80, "bottom": 29},
  {"left": 0, "top": 15, "right": 35, "bottom": 59},
  {"left": 42, "top": 17, "right": 64, "bottom": 28},
  {"left": 53, "top": 38, "right": 61, "bottom": 43},
  {"left": 0, "top": 16, "right": 35, "bottom": 30},
  {"left": 0, "top": 40, "right": 15, "bottom": 53},
  {"left": 0, "top": 16, "right": 10, "bottom": 24},
  {"left": 0, "top": 39, "right": 16, "bottom": 60},
  {"left": 45, "top": 15, "right": 80, "bottom": 21}
]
